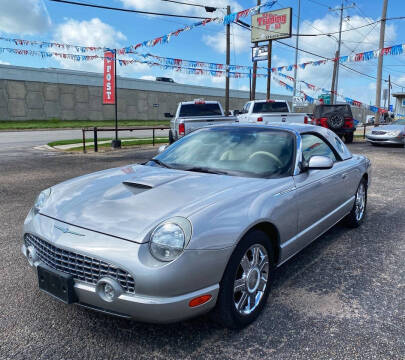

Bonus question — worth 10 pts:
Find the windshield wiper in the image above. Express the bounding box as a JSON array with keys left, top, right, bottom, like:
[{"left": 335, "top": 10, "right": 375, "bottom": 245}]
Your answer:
[
  {"left": 149, "top": 158, "right": 172, "bottom": 169},
  {"left": 184, "top": 166, "right": 229, "bottom": 175}
]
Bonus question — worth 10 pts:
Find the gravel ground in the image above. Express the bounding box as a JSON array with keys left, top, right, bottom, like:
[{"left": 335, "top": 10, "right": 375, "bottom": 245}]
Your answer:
[{"left": 1, "top": 143, "right": 404, "bottom": 360}]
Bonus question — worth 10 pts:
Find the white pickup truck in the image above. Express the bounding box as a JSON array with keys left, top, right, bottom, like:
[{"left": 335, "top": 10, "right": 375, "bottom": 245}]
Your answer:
[
  {"left": 168, "top": 100, "right": 237, "bottom": 143},
  {"left": 237, "top": 100, "right": 309, "bottom": 125}
]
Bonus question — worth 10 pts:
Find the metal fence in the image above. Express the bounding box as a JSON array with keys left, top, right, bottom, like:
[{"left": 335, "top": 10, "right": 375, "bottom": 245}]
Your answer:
[{"left": 81, "top": 126, "right": 170, "bottom": 153}]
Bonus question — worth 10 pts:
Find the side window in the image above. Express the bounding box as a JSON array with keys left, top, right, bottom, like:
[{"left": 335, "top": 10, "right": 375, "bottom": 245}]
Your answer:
[
  {"left": 334, "top": 136, "right": 345, "bottom": 154},
  {"left": 301, "top": 134, "right": 337, "bottom": 163},
  {"left": 242, "top": 102, "right": 250, "bottom": 114}
]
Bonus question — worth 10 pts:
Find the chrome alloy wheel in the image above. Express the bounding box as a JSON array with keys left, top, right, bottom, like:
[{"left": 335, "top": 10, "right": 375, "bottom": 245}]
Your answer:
[
  {"left": 355, "top": 183, "right": 366, "bottom": 221},
  {"left": 233, "top": 244, "right": 269, "bottom": 316}
]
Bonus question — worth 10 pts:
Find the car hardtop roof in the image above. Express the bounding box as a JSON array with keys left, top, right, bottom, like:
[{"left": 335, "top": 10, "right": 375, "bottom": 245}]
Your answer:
[
  {"left": 209, "top": 122, "right": 317, "bottom": 133},
  {"left": 180, "top": 100, "right": 220, "bottom": 105},
  {"left": 251, "top": 99, "right": 287, "bottom": 103}
]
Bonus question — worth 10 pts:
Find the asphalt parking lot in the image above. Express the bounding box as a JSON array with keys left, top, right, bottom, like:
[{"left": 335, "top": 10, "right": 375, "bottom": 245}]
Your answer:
[{"left": 1, "top": 142, "right": 404, "bottom": 359}]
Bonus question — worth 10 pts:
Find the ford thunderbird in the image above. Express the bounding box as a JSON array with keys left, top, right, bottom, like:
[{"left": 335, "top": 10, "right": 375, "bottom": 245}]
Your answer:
[{"left": 22, "top": 124, "right": 371, "bottom": 328}]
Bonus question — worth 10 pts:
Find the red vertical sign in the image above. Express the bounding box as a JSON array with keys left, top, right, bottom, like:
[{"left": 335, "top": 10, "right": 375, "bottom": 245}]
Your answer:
[{"left": 103, "top": 51, "right": 115, "bottom": 104}]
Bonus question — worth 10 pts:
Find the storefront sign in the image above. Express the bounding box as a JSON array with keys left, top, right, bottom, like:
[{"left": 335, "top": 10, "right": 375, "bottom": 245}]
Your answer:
[
  {"left": 103, "top": 51, "right": 115, "bottom": 104},
  {"left": 251, "top": 7, "right": 292, "bottom": 42}
]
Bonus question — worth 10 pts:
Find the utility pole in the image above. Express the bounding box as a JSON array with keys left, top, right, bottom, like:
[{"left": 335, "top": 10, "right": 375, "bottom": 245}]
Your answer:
[
  {"left": 375, "top": 0, "right": 389, "bottom": 125},
  {"left": 292, "top": 0, "right": 301, "bottom": 110},
  {"left": 387, "top": 74, "right": 391, "bottom": 111},
  {"left": 330, "top": 1, "right": 355, "bottom": 103},
  {"left": 266, "top": 41, "right": 272, "bottom": 99},
  {"left": 225, "top": 5, "right": 231, "bottom": 116},
  {"left": 330, "top": 50, "right": 339, "bottom": 104},
  {"left": 251, "top": 0, "right": 261, "bottom": 101}
]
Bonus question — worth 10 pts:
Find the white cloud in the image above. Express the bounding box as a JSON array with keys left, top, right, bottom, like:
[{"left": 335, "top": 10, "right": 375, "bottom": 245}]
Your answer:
[
  {"left": 0, "top": 0, "right": 51, "bottom": 34},
  {"left": 203, "top": 24, "right": 250, "bottom": 54},
  {"left": 52, "top": 18, "right": 127, "bottom": 73},
  {"left": 119, "top": 0, "right": 242, "bottom": 17}
]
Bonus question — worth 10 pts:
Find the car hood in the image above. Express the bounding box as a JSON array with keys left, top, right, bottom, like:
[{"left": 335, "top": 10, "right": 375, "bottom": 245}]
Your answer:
[
  {"left": 40, "top": 164, "right": 272, "bottom": 243},
  {"left": 370, "top": 124, "right": 405, "bottom": 132}
]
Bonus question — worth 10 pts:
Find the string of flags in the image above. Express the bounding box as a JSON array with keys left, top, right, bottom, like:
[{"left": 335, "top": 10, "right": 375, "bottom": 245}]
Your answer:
[
  {"left": 0, "top": 36, "right": 104, "bottom": 53},
  {"left": 273, "top": 72, "right": 389, "bottom": 114},
  {"left": 0, "top": 45, "right": 395, "bottom": 115},
  {"left": 274, "top": 44, "right": 405, "bottom": 73},
  {"left": 117, "top": 1, "right": 277, "bottom": 54}
]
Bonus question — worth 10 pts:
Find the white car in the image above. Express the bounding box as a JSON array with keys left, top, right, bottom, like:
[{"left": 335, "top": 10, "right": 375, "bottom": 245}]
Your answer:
[{"left": 237, "top": 100, "right": 309, "bottom": 125}]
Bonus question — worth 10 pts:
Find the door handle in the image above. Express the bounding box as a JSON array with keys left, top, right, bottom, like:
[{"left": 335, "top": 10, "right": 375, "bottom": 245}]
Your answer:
[{"left": 341, "top": 173, "right": 348, "bottom": 180}]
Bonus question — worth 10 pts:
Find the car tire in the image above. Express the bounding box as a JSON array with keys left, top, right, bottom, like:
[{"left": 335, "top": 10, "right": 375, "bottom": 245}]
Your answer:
[
  {"left": 345, "top": 179, "right": 367, "bottom": 228},
  {"left": 345, "top": 132, "right": 354, "bottom": 144},
  {"left": 169, "top": 130, "right": 174, "bottom": 144},
  {"left": 212, "top": 229, "right": 274, "bottom": 329},
  {"left": 327, "top": 112, "right": 345, "bottom": 130}
]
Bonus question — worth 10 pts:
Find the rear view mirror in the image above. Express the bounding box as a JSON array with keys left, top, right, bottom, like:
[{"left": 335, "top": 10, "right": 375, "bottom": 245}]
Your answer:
[
  {"left": 305, "top": 156, "right": 333, "bottom": 170},
  {"left": 233, "top": 110, "right": 240, "bottom": 115},
  {"left": 158, "top": 145, "right": 168, "bottom": 153},
  {"left": 164, "top": 113, "right": 174, "bottom": 118}
]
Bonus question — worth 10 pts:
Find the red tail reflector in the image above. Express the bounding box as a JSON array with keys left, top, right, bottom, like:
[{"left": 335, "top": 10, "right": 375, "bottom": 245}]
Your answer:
[
  {"left": 257, "top": 117, "right": 263, "bottom": 122},
  {"left": 344, "top": 117, "right": 354, "bottom": 128},
  {"left": 178, "top": 123, "right": 185, "bottom": 135},
  {"left": 304, "top": 116, "right": 308, "bottom": 124},
  {"left": 189, "top": 294, "right": 212, "bottom": 307}
]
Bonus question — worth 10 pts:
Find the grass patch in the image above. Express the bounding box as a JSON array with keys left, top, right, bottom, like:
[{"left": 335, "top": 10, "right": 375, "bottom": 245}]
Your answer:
[
  {"left": 0, "top": 119, "right": 170, "bottom": 130},
  {"left": 51, "top": 137, "right": 169, "bottom": 151},
  {"left": 48, "top": 138, "right": 112, "bottom": 147}
]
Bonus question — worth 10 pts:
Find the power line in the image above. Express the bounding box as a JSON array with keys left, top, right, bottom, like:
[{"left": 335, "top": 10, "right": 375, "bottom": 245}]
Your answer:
[
  {"left": 238, "top": 16, "right": 405, "bottom": 38},
  {"left": 235, "top": 20, "right": 402, "bottom": 87},
  {"left": 158, "top": 0, "right": 220, "bottom": 11},
  {"left": 48, "top": 0, "right": 215, "bottom": 19}
]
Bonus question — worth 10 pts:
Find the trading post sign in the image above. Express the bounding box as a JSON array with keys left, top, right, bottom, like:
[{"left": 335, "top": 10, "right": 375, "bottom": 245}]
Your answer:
[
  {"left": 103, "top": 50, "right": 116, "bottom": 104},
  {"left": 251, "top": 7, "right": 292, "bottom": 42}
]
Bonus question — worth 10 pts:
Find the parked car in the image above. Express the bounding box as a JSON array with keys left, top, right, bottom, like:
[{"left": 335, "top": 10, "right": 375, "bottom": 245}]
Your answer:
[
  {"left": 312, "top": 104, "right": 356, "bottom": 143},
  {"left": 167, "top": 100, "right": 237, "bottom": 143},
  {"left": 22, "top": 123, "right": 371, "bottom": 328},
  {"left": 237, "top": 99, "right": 309, "bottom": 124},
  {"left": 365, "top": 118, "right": 405, "bottom": 146},
  {"left": 156, "top": 77, "right": 175, "bottom": 83}
]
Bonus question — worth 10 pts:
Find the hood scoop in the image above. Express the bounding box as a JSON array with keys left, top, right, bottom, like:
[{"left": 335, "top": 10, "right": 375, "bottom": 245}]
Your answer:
[{"left": 123, "top": 181, "right": 153, "bottom": 195}]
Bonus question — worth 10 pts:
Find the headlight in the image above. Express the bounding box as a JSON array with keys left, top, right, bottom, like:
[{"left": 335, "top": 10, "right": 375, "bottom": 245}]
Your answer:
[
  {"left": 149, "top": 217, "right": 192, "bottom": 262},
  {"left": 34, "top": 188, "right": 51, "bottom": 212},
  {"left": 387, "top": 130, "right": 400, "bottom": 136}
]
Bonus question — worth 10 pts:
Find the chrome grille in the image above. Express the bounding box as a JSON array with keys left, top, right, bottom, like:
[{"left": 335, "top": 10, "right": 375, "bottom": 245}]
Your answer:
[
  {"left": 372, "top": 130, "right": 386, "bottom": 135},
  {"left": 25, "top": 233, "right": 135, "bottom": 294}
]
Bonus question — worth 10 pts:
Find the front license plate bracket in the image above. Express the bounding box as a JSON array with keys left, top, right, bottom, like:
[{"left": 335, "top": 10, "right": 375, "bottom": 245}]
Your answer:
[{"left": 37, "top": 265, "right": 77, "bottom": 304}]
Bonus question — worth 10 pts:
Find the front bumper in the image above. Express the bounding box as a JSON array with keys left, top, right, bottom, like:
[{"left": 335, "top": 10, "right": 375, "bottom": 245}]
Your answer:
[
  {"left": 22, "top": 213, "right": 232, "bottom": 323},
  {"left": 366, "top": 134, "right": 404, "bottom": 145}
]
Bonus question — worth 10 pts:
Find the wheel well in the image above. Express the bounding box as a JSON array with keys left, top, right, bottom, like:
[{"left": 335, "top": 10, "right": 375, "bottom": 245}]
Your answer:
[
  {"left": 362, "top": 173, "right": 369, "bottom": 187},
  {"left": 247, "top": 222, "right": 280, "bottom": 264}
]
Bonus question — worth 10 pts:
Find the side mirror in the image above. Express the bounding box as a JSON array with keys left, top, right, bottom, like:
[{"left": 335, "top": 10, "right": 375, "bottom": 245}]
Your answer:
[
  {"left": 305, "top": 155, "right": 333, "bottom": 170},
  {"left": 158, "top": 145, "right": 168, "bottom": 153},
  {"left": 233, "top": 110, "right": 240, "bottom": 115},
  {"left": 164, "top": 112, "right": 174, "bottom": 118}
]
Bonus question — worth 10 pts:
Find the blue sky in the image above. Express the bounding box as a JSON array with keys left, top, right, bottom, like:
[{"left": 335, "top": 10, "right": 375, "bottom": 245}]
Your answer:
[{"left": 0, "top": 0, "right": 404, "bottom": 106}]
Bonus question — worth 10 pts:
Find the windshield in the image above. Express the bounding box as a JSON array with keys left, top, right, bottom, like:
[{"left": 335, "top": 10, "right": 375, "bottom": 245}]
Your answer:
[
  {"left": 314, "top": 105, "right": 353, "bottom": 118},
  {"left": 392, "top": 119, "right": 405, "bottom": 125},
  {"left": 150, "top": 127, "right": 295, "bottom": 178},
  {"left": 252, "top": 102, "right": 289, "bottom": 113},
  {"left": 179, "top": 103, "right": 222, "bottom": 117}
]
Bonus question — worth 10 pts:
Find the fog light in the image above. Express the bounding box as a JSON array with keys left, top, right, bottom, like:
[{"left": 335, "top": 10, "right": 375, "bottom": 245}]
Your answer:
[
  {"left": 189, "top": 294, "right": 212, "bottom": 307},
  {"left": 26, "top": 245, "right": 38, "bottom": 266},
  {"left": 96, "top": 277, "right": 123, "bottom": 303}
]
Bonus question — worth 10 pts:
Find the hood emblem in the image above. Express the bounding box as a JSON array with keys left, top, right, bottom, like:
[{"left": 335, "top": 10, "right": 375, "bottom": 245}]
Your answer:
[{"left": 54, "top": 224, "right": 85, "bottom": 236}]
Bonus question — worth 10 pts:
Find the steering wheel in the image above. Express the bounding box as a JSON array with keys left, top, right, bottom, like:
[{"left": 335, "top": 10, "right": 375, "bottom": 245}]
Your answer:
[{"left": 248, "top": 151, "right": 283, "bottom": 167}]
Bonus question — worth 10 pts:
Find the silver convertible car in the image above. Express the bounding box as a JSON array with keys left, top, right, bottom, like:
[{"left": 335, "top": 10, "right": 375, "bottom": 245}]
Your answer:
[{"left": 22, "top": 124, "right": 371, "bottom": 328}]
